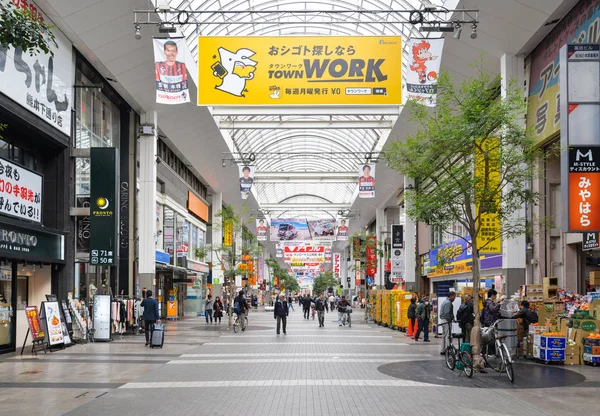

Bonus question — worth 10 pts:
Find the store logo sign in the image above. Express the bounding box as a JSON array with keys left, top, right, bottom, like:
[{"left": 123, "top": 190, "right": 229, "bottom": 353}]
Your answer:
[{"left": 0, "top": 229, "right": 38, "bottom": 247}]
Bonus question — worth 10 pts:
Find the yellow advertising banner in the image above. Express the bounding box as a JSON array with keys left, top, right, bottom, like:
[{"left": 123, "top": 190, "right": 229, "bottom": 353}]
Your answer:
[
  {"left": 197, "top": 36, "right": 402, "bottom": 106},
  {"left": 475, "top": 138, "right": 501, "bottom": 254},
  {"left": 223, "top": 220, "right": 232, "bottom": 247}
]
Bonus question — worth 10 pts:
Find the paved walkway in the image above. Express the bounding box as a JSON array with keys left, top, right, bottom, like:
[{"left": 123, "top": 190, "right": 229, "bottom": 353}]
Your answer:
[{"left": 1, "top": 306, "right": 599, "bottom": 415}]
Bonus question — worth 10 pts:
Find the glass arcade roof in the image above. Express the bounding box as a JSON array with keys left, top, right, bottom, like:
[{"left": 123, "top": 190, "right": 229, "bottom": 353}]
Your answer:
[{"left": 166, "top": 0, "right": 457, "bottom": 218}]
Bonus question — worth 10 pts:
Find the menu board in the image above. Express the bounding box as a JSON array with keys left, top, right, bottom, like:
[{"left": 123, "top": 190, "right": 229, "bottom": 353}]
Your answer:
[
  {"left": 93, "top": 295, "right": 111, "bottom": 341},
  {"left": 25, "top": 306, "right": 45, "bottom": 340},
  {"left": 43, "top": 302, "right": 64, "bottom": 345}
]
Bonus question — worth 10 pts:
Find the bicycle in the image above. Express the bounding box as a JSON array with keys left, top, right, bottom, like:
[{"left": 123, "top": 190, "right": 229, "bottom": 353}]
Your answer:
[
  {"left": 480, "top": 319, "right": 515, "bottom": 383},
  {"left": 339, "top": 306, "right": 352, "bottom": 327},
  {"left": 443, "top": 322, "right": 473, "bottom": 378},
  {"left": 233, "top": 313, "right": 248, "bottom": 333}
]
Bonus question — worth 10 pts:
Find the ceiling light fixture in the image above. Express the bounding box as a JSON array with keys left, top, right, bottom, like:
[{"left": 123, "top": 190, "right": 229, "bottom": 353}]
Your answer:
[
  {"left": 134, "top": 24, "right": 142, "bottom": 40},
  {"left": 409, "top": 11, "right": 424, "bottom": 25},
  {"left": 470, "top": 24, "right": 478, "bottom": 39},
  {"left": 453, "top": 23, "right": 462, "bottom": 39},
  {"left": 158, "top": 22, "right": 177, "bottom": 33}
]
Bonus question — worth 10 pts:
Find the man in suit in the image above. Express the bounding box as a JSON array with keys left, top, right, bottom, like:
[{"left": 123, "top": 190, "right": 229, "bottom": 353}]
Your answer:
[
  {"left": 141, "top": 290, "right": 160, "bottom": 346},
  {"left": 274, "top": 294, "right": 289, "bottom": 335}
]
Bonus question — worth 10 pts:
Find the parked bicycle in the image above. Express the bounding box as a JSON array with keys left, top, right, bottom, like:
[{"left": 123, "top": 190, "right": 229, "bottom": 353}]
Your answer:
[
  {"left": 480, "top": 319, "right": 515, "bottom": 382},
  {"left": 233, "top": 314, "right": 248, "bottom": 333},
  {"left": 443, "top": 322, "right": 473, "bottom": 378}
]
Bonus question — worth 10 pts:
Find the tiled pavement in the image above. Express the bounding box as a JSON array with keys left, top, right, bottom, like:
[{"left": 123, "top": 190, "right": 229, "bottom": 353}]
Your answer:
[{"left": 1, "top": 307, "right": 600, "bottom": 415}]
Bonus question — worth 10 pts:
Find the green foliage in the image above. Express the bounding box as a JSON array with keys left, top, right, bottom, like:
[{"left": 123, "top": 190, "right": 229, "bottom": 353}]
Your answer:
[
  {"left": 0, "top": 2, "right": 57, "bottom": 56},
  {"left": 313, "top": 271, "right": 338, "bottom": 294},
  {"left": 266, "top": 258, "right": 299, "bottom": 292},
  {"left": 384, "top": 61, "right": 541, "bottom": 249}
]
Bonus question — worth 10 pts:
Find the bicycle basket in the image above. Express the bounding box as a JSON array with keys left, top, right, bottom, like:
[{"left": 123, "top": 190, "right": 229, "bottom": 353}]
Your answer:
[
  {"left": 481, "top": 327, "right": 496, "bottom": 345},
  {"left": 345, "top": 306, "right": 353, "bottom": 313}
]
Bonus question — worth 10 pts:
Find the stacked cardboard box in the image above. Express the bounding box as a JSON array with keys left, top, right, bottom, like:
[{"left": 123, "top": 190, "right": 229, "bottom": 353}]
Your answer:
[
  {"left": 538, "top": 335, "right": 566, "bottom": 362},
  {"left": 543, "top": 277, "right": 559, "bottom": 299},
  {"left": 530, "top": 326, "right": 546, "bottom": 359},
  {"left": 565, "top": 344, "right": 581, "bottom": 365},
  {"left": 583, "top": 336, "right": 600, "bottom": 365},
  {"left": 526, "top": 285, "right": 544, "bottom": 302}
]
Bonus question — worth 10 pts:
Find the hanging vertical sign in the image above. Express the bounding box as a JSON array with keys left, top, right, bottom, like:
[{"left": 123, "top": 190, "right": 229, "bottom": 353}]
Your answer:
[
  {"left": 365, "top": 236, "right": 377, "bottom": 277},
  {"left": 561, "top": 43, "right": 600, "bottom": 232},
  {"left": 223, "top": 220, "right": 233, "bottom": 246},
  {"left": 90, "top": 148, "right": 118, "bottom": 265},
  {"left": 358, "top": 164, "right": 376, "bottom": 198},
  {"left": 258, "top": 254, "right": 264, "bottom": 284},
  {"left": 333, "top": 253, "right": 341, "bottom": 279},
  {"left": 239, "top": 165, "right": 255, "bottom": 199},
  {"left": 405, "top": 38, "right": 444, "bottom": 107},
  {"left": 255, "top": 218, "right": 268, "bottom": 241},
  {"left": 391, "top": 249, "right": 405, "bottom": 277},
  {"left": 583, "top": 232, "right": 600, "bottom": 251},
  {"left": 153, "top": 38, "right": 190, "bottom": 104},
  {"left": 336, "top": 219, "right": 349, "bottom": 240}
]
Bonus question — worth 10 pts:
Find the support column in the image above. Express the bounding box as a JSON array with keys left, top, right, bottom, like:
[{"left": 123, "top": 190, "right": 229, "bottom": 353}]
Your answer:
[
  {"left": 138, "top": 112, "right": 158, "bottom": 295},
  {"left": 500, "top": 54, "right": 527, "bottom": 294},
  {"left": 404, "top": 176, "right": 417, "bottom": 292},
  {"left": 375, "top": 207, "right": 385, "bottom": 288}
]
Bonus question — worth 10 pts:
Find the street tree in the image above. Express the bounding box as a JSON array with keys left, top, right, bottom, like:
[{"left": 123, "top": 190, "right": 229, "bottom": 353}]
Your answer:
[
  {"left": 0, "top": 1, "right": 57, "bottom": 55},
  {"left": 384, "top": 61, "right": 542, "bottom": 367},
  {"left": 313, "top": 270, "right": 337, "bottom": 295},
  {"left": 195, "top": 204, "right": 261, "bottom": 328},
  {"left": 266, "top": 258, "right": 300, "bottom": 293}
]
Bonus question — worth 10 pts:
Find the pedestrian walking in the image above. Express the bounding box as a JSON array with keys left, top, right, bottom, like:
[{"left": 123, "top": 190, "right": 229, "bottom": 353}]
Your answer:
[
  {"left": 303, "top": 294, "right": 311, "bottom": 319},
  {"left": 205, "top": 295, "right": 214, "bottom": 324},
  {"left": 414, "top": 297, "right": 432, "bottom": 343},
  {"left": 407, "top": 297, "right": 417, "bottom": 335},
  {"left": 315, "top": 293, "right": 326, "bottom": 327},
  {"left": 140, "top": 290, "right": 160, "bottom": 346},
  {"left": 439, "top": 291, "right": 456, "bottom": 354},
  {"left": 328, "top": 294, "right": 335, "bottom": 311},
  {"left": 288, "top": 296, "right": 295, "bottom": 311},
  {"left": 274, "top": 294, "right": 289, "bottom": 335},
  {"left": 213, "top": 296, "right": 223, "bottom": 324}
]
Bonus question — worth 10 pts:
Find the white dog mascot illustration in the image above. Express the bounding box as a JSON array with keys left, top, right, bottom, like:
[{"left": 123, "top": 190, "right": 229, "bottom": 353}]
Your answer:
[{"left": 214, "top": 47, "right": 257, "bottom": 97}]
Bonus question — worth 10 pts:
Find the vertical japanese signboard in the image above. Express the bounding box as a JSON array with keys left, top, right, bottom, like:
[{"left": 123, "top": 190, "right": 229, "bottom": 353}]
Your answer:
[
  {"left": 333, "top": 253, "right": 341, "bottom": 279},
  {"left": 365, "top": 236, "right": 377, "bottom": 277},
  {"left": 560, "top": 43, "right": 600, "bottom": 232},
  {"left": 0, "top": 156, "right": 42, "bottom": 223},
  {"left": 391, "top": 225, "right": 403, "bottom": 249},
  {"left": 197, "top": 36, "right": 402, "bottom": 106},
  {"left": 0, "top": 0, "right": 72, "bottom": 136},
  {"left": 90, "top": 148, "right": 118, "bottom": 265},
  {"left": 475, "top": 138, "right": 501, "bottom": 253},
  {"left": 223, "top": 220, "right": 233, "bottom": 246}
]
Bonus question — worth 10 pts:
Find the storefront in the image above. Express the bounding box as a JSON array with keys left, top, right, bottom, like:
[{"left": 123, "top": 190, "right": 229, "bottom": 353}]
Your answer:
[
  {"left": 0, "top": 221, "right": 65, "bottom": 354},
  {"left": 185, "top": 259, "right": 209, "bottom": 317}
]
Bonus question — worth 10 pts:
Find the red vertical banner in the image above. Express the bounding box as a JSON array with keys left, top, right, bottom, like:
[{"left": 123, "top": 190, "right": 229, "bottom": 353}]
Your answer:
[
  {"left": 568, "top": 147, "right": 600, "bottom": 231},
  {"left": 366, "top": 235, "right": 377, "bottom": 277}
]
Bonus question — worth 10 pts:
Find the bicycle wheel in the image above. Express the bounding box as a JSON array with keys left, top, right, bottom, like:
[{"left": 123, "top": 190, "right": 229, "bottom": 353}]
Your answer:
[
  {"left": 233, "top": 317, "right": 239, "bottom": 333},
  {"left": 500, "top": 344, "right": 515, "bottom": 383},
  {"left": 460, "top": 351, "right": 473, "bottom": 378},
  {"left": 445, "top": 347, "right": 456, "bottom": 370}
]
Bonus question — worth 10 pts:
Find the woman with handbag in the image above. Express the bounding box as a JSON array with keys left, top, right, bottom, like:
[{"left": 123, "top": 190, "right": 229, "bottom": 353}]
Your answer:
[{"left": 213, "top": 296, "right": 224, "bottom": 324}]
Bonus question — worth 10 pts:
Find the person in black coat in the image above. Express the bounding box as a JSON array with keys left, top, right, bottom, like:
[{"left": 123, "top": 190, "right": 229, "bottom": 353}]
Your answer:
[
  {"left": 407, "top": 298, "right": 417, "bottom": 335},
  {"left": 140, "top": 290, "right": 160, "bottom": 346},
  {"left": 274, "top": 294, "right": 289, "bottom": 335}
]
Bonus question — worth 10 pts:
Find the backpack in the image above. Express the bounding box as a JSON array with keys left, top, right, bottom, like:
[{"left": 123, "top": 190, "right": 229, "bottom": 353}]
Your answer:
[
  {"left": 233, "top": 300, "right": 241, "bottom": 314},
  {"left": 456, "top": 304, "right": 469, "bottom": 325}
]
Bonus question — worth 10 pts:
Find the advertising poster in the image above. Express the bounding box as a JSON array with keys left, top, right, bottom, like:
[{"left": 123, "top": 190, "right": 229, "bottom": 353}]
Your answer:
[
  {"left": 404, "top": 38, "right": 444, "bottom": 107},
  {"left": 0, "top": 156, "right": 43, "bottom": 223},
  {"left": 0, "top": 0, "right": 72, "bottom": 136},
  {"left": 358, "top": 164, "right": 376, "bottom": 198},
  {"left": 336, "top": 219, "right": 349, "bottom": 240},
  {"left": 198, "top": 36, "right": 402, "bottom": 106},
  {"left": 255, "top": 218, "right": 268, "bottom": 241},
  {"left": 43, "top": 302, "right": 64, "bottom": 346},
  {"left": 270, "top": 218, "right": 311, "bottom": 241},
  {"left": 365, "top": 236, "right": 377, "bottom": 277},
  {"left": 307, "top": 218, "right": 336, "bottom": 241},
  {"left": 25, "top": 306, "right": 44, "bottom": 340},
  {"left": 239, "top": 165, "right": 255, "bottom": 199},
  {"left": 153, "top": 38, "right": 190, "bottom": 104},
  {"left": 526, "top": 0, "right": 599, "bottom": 144},
  {"left": 284, "top": 245, "right": 326, "bottom": 264}
]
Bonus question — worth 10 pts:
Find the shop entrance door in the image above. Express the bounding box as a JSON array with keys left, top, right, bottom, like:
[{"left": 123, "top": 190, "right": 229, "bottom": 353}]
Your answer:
[{"left": 0, "top": 261, "right": 16, "bottom": 353}]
